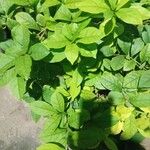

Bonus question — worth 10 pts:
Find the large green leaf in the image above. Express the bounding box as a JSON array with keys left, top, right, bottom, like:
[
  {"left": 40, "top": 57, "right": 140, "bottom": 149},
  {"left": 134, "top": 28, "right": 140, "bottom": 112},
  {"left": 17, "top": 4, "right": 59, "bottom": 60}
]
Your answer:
[
  {"left": 15, "top": 12, "right": 39, "bottom": 30},
  {"left": 130, "top": 93, "right": 150, "bottom": 107},
  {"left": 116, "top": 8, "right": 143, "bottom": 25},
  {"left": 11, "top": 25, "right": 30, "bottom": 51},
  {"left": 76, "top": 0, "right": 109, "bottom": 14},
  {"left": 29, "top": 101, "right": 57, "bottom": 116}
]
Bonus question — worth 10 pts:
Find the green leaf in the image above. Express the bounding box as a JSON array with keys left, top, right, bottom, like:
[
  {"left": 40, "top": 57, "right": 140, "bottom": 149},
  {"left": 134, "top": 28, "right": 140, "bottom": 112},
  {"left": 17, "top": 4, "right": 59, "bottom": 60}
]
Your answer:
[
  {"left": 117, "top": 38, "right": 131, "bottom": 55},
  {"left": 131, "top": 38, "right": 144, "bottom": 56},
  {"left": 123, "top": 71, "right": 140, "bottom": 91},
  {"left": 40, "top": 0, "right": 60, "bottom": 11},
  {"left": 116, "top": 0, "right": 129, "bottom": 10},
  {"left": 70, "top": 84, "right": 81, "bottom": 100},
  {"left": 108, "top": 91, "right": 124, "bottom": 105},
  {"left": 78, "top": 27, "right": 102, "bottom": 44},
  {"left": 123, "top": 59, "right": 136, "bottom": 71},
  {"left": 11, "top": 25, "right": 30, "bottom": 51},
  {"left": 37, "top": 143, "right": 64, "bottom": 150},
  {"left": 43, "top": 33, "right": 70, "bottom": 49},
  {"left": 29, "top": 43, "right": 50, "bottom": 60},
  {"left": 140, "top": 44, "right": 150, "bottom": 63},
  {"left": 111, "top": 55, "right": 125, "bottom": 71},
  {"left": 8, "top": 76, "right": 26, "bottom": 99},
  {"left": 65, "top": 44, "right": 79, "bottom": 64},
  {"left": 51, "top": 92, "right": 65, "bottom": 112},
  {"left": 29, "top": 101, "right": 57, "bottom": 116},
  {"left": 15, "top": 54, "right": 32, "bottom": 79},
  {"left": 130, "top": 93, "right": 150, "bottom": 107},
  {"left": 0, "top": 53, "right": 15, "bottom": 73},
  {"left": 40, "top": 114, "right": 62, "bottom": 138},
  {"left": 104, "top": 137, "right": 118, "bottom": 150},
  {"left": 100, "top": 46, "right": 116, "bottom": 57},
  {"left": 54, "top": 5, "right": 72, "bottom": 21},
  {"left": 43, "top": 85, "right": 54, "bottom": 103},
  {"left": 76, "top": 0, "right": 109, "bottom": 14},
  {"left": 81, "top": 89, "right": 96, "bottom": 101},
  {"left": 139, "top": 70, "right": 150, "bottom": 88},
  {"left": 121, "top": 115, "right": 137, "bottom": 140},
  {"left": 116, "top": 8, "right": 143, "bottom": 25},
  {"left": 40, "top": 128, "right": 67, "bottom": 147},
  {"left": 142, "top": 25, "right": 150, "bottom": 44},
  {"left": 95, "top": 72, "right": 122, "bottom": 91},
  {"left": 15, "top": 12, "right": 39, "bottom": 30},
  {"left": 68, "top": 109, "right": 90, "bottom": 129}
]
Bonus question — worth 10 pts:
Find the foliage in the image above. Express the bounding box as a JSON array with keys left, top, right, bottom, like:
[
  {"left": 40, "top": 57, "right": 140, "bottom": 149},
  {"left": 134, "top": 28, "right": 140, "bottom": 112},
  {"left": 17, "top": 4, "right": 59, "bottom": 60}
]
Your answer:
[{"left": 0, "top": 0, "right": 150, "bottom": 149}]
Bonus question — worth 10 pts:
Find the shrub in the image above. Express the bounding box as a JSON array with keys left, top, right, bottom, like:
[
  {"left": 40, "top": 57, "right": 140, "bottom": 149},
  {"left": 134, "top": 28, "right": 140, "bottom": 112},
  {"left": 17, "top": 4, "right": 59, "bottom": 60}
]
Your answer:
[{"left": 0, "top": 0, "right": 150, "bottom": 149}]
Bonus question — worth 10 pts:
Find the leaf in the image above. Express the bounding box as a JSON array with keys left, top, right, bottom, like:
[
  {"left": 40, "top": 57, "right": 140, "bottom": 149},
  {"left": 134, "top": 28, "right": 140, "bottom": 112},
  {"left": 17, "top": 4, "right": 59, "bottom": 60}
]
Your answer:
[
  {"left": 11, "top": 25, "right": 30, "bottom": 51},
  {"left": 123, "top": 71, "right": 140, "bottom": 91},
  {"left": 8, "top": 76, "right": 26, "bottom": 99},
  {"left": 111, "top": 55, "right": 125, "bottom": 71},
  {"left": 81, "top": 89, "right": 96, "bottom": 101},
  {"left": 68, "top": 109, "right": 90, "bottom": 129},
  {"left": 139, "top": 70, "right": 150, "bottom": 88},
  {"left": 95, "top": 72, "right": 122, "bottom": 91},
  {"left": 29, "top": 101, "right": 57, "bottom": 116},
  {"left": 29, "top": 43, "right": 50, "bottom": 60},
  {"left": 40, "top": 0, "right": 60, "bottom": 11},
  {"left": 104, "top": 137, "right": 118, "bottom": 150},
  {"left": 37, "top": 143, "right": 64, "bottom": 150},
  {"left": 116, "top": 0, "right": 129, "bottom": 10},
  {"left": 43, "top": 33, "right": 70, "bottom": 49},
  {"left": 131, "top": 38, "right": 144, "bottom": 56},
  {"left": 117, "top": 38, "right": 131, "bottom": 55},
  {"left": 100, "top": 46, "right": 116, "bottom": 57},
  {"left": 123, "top": 59, "right": 136, "bottom": 71},
  {"left": 54, "top": 5, "right": 72, "bottom": 21},
  {"left": 15, "top": 54, "right": 32, "bottom": 79},
  {"left": 140, "top": 44, "right": 150, "bottom": 63},
  {"left": 121, "top": 115, "right": 137, "bottom": 140},
  {"left": 142, "top": 25, "right": 150, "bottom": 44},
  {"left": 116, "top": 8, "right": 143, "bottom": 25},
  {"left": 70, "top": 84, "right": 81, "bottom": 100},
  {"left": 15, "top": 12, "right": 39, "bottom": 30},
  {"left": 129, "top": 93, "right": 150, "bottom": 107},
  {"left": 0, "top": 53, "right": 15, "bottom": 73},
  {"left": 78, "top": 27, "right": 102, "bottom": 44},
  {"left": 43, "top": 85, "right": 54, "bottom": 103},
  {"left": 40, "top": 128, "right": 68, "bottom": 147},
  {"left": 108, "top": 91, "right": 124, "bottom": 105},
  {"left": 51, "top": 92, "right": 65, "bottom": 112},
  {"left": 40, "top": 114, "right": 62, "bottom": 138},
  {"left": 65, "top": 44, "right": 79, "bottom": 64},
  {"left": 76, "top": 0, "right": 109, "bottom": 14}
]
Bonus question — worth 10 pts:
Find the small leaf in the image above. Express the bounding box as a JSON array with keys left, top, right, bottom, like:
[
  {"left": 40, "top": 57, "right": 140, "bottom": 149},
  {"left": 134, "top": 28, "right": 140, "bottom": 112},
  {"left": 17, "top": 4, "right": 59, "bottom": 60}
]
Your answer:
[
  {"left": 123, "top": 59, "right": 136, "bottom": 71},
  {"left": 43, "top": 85, "right": 54, "bottom": 103},
  {"left": 29, "top": 43, "right": 50, "bottom": 60},
  {"left": 65, "top": 44, "right": 79, "bottom": 64},
  {"left": 54, "top": 5, "right": 72, "bottom": 21},
  {"left": 51, "top": 92, "right": 65, "bottom": 112},
  {"left": 140, "top": 44, "right": 150, "bottom": 63},
  {"left": 111, "top": 55, "right": 125, "bottom": 71}
]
